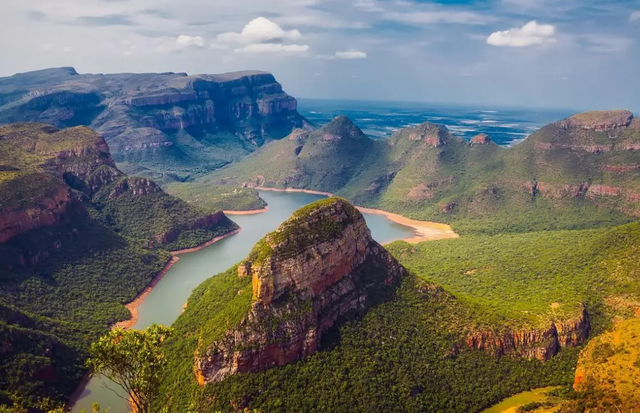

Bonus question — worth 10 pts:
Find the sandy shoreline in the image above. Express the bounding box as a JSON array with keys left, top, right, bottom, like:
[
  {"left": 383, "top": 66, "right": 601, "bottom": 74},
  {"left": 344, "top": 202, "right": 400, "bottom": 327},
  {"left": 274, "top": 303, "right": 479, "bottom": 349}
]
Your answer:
[
  {"left": 67, "top": 228, "right": 242, "bottom": 410},
  {"left": 246, "top": 187, "right": 459, "bottom": 243},
  {"left": 224, "top": 207, "right": 269, "bottom": 215},
  {"left": 111, "top": 228, "right": 241, "bottom": 330},
  {"left": 254, "top": 186, "right": 334, "bottom": 197},
  {"left": 356, "top": 206, "right": 459, "bottom": 243}
]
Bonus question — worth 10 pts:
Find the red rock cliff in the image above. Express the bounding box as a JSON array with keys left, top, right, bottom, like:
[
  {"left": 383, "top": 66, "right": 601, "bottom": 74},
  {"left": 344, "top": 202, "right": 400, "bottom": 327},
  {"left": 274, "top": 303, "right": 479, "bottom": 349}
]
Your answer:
[
  {"left": 465, "top": 305, "right": 590, "bottom": 361},
  {"left": 194, "top": 198, "right": 407, "bottom": 384}
]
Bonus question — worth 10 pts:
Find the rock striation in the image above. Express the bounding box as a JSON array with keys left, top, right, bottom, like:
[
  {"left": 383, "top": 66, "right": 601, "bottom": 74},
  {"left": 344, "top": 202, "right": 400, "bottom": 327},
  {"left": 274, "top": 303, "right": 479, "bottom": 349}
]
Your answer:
[
  {"left": 0, "top": 122, "right": 236, "bottom": 264},
  {"left": 465, "top": 305, "right": 590, "bottom": 360},
  {"left": 194, "top": 198, "right": 407, "bottom": 384},
  {"left": 0, "top": 68, "right": 311, "bottom": 179}
]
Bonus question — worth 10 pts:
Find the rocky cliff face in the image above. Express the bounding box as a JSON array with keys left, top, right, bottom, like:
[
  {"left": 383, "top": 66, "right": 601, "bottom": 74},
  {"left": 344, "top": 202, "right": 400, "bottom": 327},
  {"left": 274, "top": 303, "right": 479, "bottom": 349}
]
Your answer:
[
  {"left": 0, "top": 68, "right": 311, "bottom": 180},
  {"left": 465, "top": 306, "right": 590, "bottom": 360},
  {"left": 194, "top": 198, "right": 407, "bottom": 384}
]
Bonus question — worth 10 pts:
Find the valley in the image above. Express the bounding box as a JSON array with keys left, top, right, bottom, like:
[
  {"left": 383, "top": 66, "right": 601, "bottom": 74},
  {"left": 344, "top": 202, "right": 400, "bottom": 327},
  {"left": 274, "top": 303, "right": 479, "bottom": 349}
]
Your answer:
[{"left": 1, "top": 67, "right": 639, "bottom": 413}]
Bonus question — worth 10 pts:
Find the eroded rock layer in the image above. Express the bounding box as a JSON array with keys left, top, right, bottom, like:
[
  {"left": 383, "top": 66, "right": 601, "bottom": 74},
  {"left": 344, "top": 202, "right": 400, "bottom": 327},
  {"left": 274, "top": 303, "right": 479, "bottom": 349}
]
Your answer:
[
  {"left": 194, "top": 198, "right": 407, "bottom": 384},
  {"left": 465, "top": 305, "right": 590, "bottom": 360}
]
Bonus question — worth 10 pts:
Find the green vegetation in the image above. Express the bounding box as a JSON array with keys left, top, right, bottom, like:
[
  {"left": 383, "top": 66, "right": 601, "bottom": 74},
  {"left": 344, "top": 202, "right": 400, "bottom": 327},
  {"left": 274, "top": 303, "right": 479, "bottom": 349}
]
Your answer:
[
  {"left": 481, "top": 387, "right": 561, "bottom": 413},
  {"left": 91, "top": 178, "right": 238, "bottom": 251},
  {"left": 165, "top": 182, "right": 267, "bottom": 212},
  {"left": 159, "top": 276, "right": 578, "bottom": 413},
  {"left": 0, "top": 122, "right": 240, "bottom": 409},
  {"left": 203, "top": 114, "right": 639, "bottom": 234},
  {"left": 386, "top": 221, "right": 640, "bottom": 330},
  {"left": 560, "top": 318, "right": 640, "bottom": 412},
  {"left": 88, "top": 325, "right": 173, "bottom": 413},
  {"left": 0, "top": 216, "right": 169, "bottom": 405}
]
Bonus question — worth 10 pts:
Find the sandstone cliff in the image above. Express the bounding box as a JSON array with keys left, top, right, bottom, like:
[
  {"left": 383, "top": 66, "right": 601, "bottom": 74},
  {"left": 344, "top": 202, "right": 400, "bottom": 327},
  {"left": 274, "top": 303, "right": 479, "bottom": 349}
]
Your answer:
[
  {"left": 0, "top": 122, "right": 237, "bottom": 264},
  {"left": 0, "top": 68, "right": 311, "bottom": 180},
  {"left": 193, "top": 198, "right": 407, "bottom": 384},
  {"left": 465, "top": 305, "right": 590, "bottom": 361}
]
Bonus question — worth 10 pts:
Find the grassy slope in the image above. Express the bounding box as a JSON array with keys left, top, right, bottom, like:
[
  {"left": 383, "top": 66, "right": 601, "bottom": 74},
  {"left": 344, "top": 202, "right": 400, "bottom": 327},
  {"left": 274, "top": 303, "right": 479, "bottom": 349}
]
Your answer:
[
  {"left": 386, "top": 221, "right": 640, "bottom": 332},
  {"left": 158, "top": 210, "right": 640, "bottom": 412},
  {"left": 202, "top": 115, "right": 639, "bottom": 234},
  {"left": 165, "top": 182, "right": 266, "bottom": 212},
  {"left": 0, "top": 123, "right": 236, "bottom": 407},
  {"left": 564, "top": 318, "right": 640, "bottom": 411}
]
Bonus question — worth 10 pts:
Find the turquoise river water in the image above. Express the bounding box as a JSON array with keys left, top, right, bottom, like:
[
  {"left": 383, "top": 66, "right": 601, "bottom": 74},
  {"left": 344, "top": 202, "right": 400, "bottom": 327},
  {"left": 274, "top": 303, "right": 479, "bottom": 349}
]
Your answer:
[{"left": 72, "top": 191, "right": 416, "bottom": 412}]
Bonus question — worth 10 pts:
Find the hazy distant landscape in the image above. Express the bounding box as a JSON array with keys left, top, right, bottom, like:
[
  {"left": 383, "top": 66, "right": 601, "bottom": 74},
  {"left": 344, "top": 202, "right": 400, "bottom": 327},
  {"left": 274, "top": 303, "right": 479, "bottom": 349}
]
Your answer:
[{"left": 299, "top": 99, "right": 575, "bottom": 146}]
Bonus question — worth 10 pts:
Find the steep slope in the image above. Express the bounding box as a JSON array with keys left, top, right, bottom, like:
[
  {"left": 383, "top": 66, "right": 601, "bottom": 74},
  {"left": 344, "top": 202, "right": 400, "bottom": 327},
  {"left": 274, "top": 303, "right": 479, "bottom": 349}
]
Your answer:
[
  {"left": 0, "top": 68, "right": 311, "bottom": 182},
  {"left": 159, "top": 210, "right": 640, "bottom": 413},
  {"left": 206, "top": 111, "right": 639, "bottom": 234},
  {"left": 0, "top": 122, "right": 236, "bottom": 408},
  {"left": 160, "top": 198, "right": 407, "bottom": 409},
  {"left": 212, "top": 116, "right": 379, "bottom": 192}
]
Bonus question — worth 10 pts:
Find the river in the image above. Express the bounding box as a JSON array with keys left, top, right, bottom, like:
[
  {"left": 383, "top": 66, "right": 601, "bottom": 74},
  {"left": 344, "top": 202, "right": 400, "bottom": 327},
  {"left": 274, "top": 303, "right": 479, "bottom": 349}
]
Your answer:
[{"left": 71, "top": 190, "right": 419, "bottom": 412}]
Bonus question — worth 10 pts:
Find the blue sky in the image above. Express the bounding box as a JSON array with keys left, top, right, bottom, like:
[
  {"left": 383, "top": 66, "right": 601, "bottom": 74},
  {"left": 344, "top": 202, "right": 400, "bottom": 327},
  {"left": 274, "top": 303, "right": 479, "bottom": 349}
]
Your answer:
[{"left": 1, "top": 0, "right": 639, "bottom": 110}]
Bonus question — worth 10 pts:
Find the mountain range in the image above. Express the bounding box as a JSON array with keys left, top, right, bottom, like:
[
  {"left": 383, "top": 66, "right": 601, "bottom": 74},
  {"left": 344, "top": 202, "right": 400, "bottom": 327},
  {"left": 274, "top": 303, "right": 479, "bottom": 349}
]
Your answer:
[
  {"left": 204, "top": 110, "right": 640, "bottom": 234},
  {"left": 1, "top": 67, "right": 640, "bottom": 412},
  {"left": 0, "top": 67, "right": 310, "bottom": 183}
]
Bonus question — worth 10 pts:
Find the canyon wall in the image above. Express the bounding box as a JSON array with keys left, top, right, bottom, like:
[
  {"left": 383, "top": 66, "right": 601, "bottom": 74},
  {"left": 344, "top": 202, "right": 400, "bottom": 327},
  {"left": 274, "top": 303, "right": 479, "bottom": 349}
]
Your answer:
[{"left": 194, "top": 198, "right": 407, "bottom": 384}]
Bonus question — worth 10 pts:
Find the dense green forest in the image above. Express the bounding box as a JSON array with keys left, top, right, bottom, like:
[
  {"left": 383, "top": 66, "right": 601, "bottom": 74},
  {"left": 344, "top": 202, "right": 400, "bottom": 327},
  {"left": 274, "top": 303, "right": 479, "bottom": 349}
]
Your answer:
[
  {"left": 202, "top": 113, "right": 640, "bottom": 234},
  {"left": 0, "top": 123, "right": 239, "bottom": 409},
  {"left": 165, "top": 183, "right": 267, "bottom": 212},
  {"left": 159, "top": 275, "right": 578, "bottom": 413},
  {"left": 156, "top": 216, "right": 640, "bottom": 412}
]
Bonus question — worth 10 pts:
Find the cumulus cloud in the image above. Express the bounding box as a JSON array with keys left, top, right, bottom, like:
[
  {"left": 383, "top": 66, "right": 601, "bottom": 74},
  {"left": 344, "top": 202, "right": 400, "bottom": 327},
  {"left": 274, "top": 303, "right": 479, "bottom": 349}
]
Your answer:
[
  {"left": 335, "top": 50, "right": 367, "bottom": 59},
  {"left": 234, "top": 43, "right": 309, "bottom": 54},
  {"left": 156, "top": 35, "right": 205, "bottom": 53},
  {"left": 487, "top": 21, "right": 556, "bottom": 47},
  {"left": 218, "top": 17, "right": 301, "bottom": 44}
]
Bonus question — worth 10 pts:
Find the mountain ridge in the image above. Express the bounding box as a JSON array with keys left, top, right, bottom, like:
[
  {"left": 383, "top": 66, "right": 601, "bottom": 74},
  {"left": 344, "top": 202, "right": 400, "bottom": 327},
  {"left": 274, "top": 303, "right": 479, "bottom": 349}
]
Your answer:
[{"left": 0, "top": 67, "right": 311, "bottom": 183}]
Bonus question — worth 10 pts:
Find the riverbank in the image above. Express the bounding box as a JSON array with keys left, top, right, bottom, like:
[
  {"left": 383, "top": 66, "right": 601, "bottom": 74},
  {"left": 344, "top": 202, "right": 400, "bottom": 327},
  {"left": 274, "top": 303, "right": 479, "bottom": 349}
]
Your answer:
[
  {"left": 356, "top": 207, "right": 459, "bottom": 243},
  {"left": 251, "top": 186, "right": 334, "bottom": 197},
  {"left": 245, "top": 187, "right": 459, "bottom": 243},
  {"left": 224, "top": 207, "right": 269, "bottom": 215},
  {"left": 112, "top": 228, "right": 241, "bottom": 330}
]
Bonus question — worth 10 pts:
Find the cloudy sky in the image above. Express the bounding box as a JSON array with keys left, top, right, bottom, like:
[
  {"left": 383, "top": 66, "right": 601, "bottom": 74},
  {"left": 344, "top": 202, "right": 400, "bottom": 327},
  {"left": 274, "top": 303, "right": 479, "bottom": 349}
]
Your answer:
[{"left": 1, "top": 0, "right": 639, "bottom": 110}]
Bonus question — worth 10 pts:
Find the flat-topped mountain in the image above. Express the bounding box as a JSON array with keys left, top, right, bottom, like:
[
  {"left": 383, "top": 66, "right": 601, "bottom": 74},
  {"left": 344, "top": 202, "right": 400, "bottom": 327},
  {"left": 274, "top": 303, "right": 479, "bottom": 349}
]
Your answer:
[
  {"left": 206, "top": 110, "right": 640, "bottom": 233},
  {"left": 0, "top": 67, "right": 310, "bottom": 182}
]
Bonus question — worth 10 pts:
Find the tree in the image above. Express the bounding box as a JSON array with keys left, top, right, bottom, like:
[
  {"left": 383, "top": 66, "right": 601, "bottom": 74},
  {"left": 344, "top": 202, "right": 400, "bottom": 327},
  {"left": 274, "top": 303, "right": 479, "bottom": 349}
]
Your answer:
[{"left": 87, "top": 324, "right": 173, "bottom": 413}]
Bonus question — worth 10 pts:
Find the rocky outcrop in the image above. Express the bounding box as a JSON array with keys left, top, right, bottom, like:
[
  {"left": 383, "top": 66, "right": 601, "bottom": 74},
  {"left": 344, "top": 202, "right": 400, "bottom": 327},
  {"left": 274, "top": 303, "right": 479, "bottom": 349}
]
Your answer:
[
  {"left": 194, "top": 198, "right": 407, "bottom": 384},
  {"left": 108, "top": 177, "right": 163, "bottom": 199},
  {"left": 0, "top": 68, "right": 311, "bottom": 178},
  {"left": 465, "top": 306, "right": 590, "bottom": 361},
  {"left": 470, "top": 133, "right": 493, "bottom": 145},
  {"left": 405, "top": 123, "right": 450, "bottom": 147},
  {"left": 0, "top": 179, "right": 81, "bottom": 244},
  {"left": 151, "top": 211, "right": 228, "bottom": 247},
  {"left": 563, "top": 110, "right": 634, "bottom": 131}
]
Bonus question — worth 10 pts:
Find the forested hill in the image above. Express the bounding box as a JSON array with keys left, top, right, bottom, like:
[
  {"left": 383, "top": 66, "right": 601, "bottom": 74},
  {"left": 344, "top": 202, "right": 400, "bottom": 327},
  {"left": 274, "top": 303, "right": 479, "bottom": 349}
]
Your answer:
[
  {"left": 0, "top": 122, "right": 237, "bottom": 408},
  {"left": 204, "top": 110, "right": 640, "bottom": 234}
]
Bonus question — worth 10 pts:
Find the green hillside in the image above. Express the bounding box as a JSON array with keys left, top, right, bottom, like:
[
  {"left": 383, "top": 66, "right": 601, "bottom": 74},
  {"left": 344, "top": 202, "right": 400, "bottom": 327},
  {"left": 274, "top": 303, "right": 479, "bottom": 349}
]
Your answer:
[
  {"left": 203, "top": 111, "right": 640, "bottom": 234},
  {"left": 0, "top": 123, "right": 237, "bottom": 409},
  {"left": 157, "top": 211, "right": 640, "bottom": 413}
]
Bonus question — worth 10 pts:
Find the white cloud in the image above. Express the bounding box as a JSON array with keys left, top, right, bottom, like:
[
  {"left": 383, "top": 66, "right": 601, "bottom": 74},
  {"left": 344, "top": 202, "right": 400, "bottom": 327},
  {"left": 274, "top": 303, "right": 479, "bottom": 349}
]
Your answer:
[
  {"left": 156, "top": 35, "right": 205, "bottom": 53},
  {"left": 234, "top": 43, "right": 309, "bottom": 54},
  {"left": 62, "top": 46, "right": 73, "bottom": 53},
  {"left": 335, "top": 50, "right": 367, "bottom": 59},
  {"left": 218, "top": 17, "right": 301, "bottom": 44},
  {"left": 631, "top": 10, "right": 640, "bottom": 21},
  {"left": 487, "top": 21, "right": 556, "bottom": 47}
]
